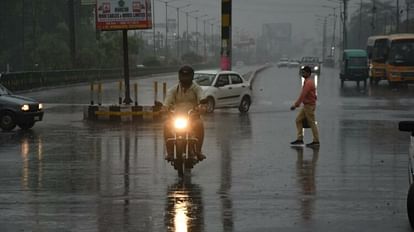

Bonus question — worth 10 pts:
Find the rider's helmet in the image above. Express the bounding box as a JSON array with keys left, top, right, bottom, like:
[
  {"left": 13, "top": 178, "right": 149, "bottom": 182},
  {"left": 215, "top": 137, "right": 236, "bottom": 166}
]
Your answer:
[{"left": 178, "top": 65, "right": 194, "bottom": 88}]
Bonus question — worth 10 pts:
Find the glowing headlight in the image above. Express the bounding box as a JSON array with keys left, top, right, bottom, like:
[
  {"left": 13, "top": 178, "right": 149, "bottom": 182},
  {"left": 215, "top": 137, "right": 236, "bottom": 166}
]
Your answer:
[
  {"left": 38, "top": 103, "right": 43, "bottom": 110},
  {"left": 314, "top": 66, "right": 319, "bottom": 70},
  {"left": 301, "top": 66, "right": 305, "bottom": 69},
  {"left": 21, "top": 104, "right": 30, "bottom": 111},
  {"left": 174, "top": 118, "right": 188, "bottom": 129}
]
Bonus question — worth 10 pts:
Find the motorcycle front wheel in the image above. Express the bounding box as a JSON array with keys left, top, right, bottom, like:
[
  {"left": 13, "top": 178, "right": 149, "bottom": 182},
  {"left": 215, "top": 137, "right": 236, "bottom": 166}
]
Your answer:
[{"left": 175, "top": 143, "right": 185, "bottom": 177}]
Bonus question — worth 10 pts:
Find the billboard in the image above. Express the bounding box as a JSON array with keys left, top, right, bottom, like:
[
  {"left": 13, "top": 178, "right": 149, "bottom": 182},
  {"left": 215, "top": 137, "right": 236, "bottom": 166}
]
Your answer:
[{"left": 96, "top": 0, "right": 152, "bottom": 31}]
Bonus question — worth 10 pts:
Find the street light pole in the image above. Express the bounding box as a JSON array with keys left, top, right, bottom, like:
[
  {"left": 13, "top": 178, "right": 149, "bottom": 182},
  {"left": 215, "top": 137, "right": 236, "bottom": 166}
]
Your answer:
[
  {"left": 172, "top": 4, "right": 190, "bottom": 60},
  {"left": 396, "top": 0, "right": 400, "bottom": 33},
  {"left": 343, "top": 0, "right": 348, "bottom": 50},
  {"left": 152, "top": 0, "right": 156, "bottom": 57},
  {"left": 195, "top": 14, "right": 208, "bottom": 56},
  {"left": 185, "top": 9, "right": 198, "bottom": 53}
]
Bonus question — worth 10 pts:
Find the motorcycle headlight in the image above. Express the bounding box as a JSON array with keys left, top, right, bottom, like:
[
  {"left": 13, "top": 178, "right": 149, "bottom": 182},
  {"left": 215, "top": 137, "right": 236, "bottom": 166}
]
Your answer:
[
  {"left": 21, "top": 104, "right": 30, "bottom": 111},
  {"left": 301, "top": 66, "right": 305, "bottom": 69},
  {"left": 314, "top": 66, "right": 319, "bottom": 71},
  {"left": 38, "top": 103, "right": 43, "bottom": 110},
  {"left": 174, "top": 118, "right": 188, "bottom": 130}
]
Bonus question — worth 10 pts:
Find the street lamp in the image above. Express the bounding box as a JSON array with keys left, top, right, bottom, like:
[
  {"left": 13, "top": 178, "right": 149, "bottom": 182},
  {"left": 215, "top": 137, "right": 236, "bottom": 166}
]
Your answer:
[
  {"left": 170, "top": 3, "right": 191, "bottom": 59},
  {"left": 162, "top": 0, "right": 183, "bottom": 60},
  {"left": 184, "top": 9, "right": 199, "bottom": 53},
  {"left": 322, "top": 5, "right": 338, "bottom": 55},
  {"left": 194, "top": 14, "right": 208, "bottom": 55},
  {"left": 204, "top": 18, "right": 216, "bottom": 60}
]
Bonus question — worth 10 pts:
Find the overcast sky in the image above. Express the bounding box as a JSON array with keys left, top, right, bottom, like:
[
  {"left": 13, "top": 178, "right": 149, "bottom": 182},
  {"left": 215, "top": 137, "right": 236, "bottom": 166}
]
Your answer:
[{"left": 152, "top": 0, "right": 367, "bottom": 42}]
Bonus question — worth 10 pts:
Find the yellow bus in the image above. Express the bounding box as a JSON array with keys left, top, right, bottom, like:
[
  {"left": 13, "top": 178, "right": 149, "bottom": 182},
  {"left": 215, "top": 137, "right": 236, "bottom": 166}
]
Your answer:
[
  {"left": 366, "top": 35, "right": 388, "bottom": 84},
  {"left": 385, "top": 34, "right": 414, "bottom": 85}
]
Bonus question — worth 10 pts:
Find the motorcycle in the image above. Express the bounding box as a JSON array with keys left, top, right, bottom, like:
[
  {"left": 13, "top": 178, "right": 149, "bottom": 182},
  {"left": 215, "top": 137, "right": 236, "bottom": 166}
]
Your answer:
[{"left": 166, "top": 102, "right": 206, "bottom": 177}]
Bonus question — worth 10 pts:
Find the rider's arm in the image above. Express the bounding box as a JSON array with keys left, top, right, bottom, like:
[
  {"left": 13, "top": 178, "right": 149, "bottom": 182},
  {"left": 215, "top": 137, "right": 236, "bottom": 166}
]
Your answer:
[{"left": 164, "top": 85, "right": 177, "bottom": 109}]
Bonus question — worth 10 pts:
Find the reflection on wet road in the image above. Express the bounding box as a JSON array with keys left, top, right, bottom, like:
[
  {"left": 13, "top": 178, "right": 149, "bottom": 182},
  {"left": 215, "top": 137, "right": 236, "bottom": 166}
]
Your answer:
[{"left": 1, "top": 66, "right": 414, "bottom": 231}]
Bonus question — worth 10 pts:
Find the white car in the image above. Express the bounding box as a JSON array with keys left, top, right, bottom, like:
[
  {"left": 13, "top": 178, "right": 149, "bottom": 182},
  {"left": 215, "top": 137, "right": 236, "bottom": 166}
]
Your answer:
[
  {"left": 193, "top": 70, "right": 252, "bottom": 113},
  {"left": 277, "top": 58, "right": 289, "bottom": 67}
]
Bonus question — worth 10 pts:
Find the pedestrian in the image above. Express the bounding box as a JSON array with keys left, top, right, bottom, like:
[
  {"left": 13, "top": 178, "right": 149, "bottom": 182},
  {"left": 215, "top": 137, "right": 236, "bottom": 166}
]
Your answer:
[{"left": 290, "top": 66, "right": 320, "bottom": 147}]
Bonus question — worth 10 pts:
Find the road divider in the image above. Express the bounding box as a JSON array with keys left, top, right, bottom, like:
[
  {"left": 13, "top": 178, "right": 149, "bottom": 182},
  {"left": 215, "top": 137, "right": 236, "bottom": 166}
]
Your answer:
[{"left": 85, "top": 80, "right": 166, "bottom": 122}]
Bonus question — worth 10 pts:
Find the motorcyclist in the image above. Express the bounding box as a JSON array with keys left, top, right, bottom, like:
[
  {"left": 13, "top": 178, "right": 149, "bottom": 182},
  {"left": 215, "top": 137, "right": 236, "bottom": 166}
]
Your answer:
[{"left": 163, "top": 65, "right": 206, "bottom": 161}]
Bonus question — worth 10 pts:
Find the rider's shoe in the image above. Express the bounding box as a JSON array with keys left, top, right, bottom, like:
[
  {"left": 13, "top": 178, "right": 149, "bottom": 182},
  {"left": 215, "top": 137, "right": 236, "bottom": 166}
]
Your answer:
[
  {"left": 165, "top": 153, "right": 174, "bottom": 161},
  {"left": 306, "top": 141, "right": 320, "bottom": 147},
  {"left": 290, "top": 139, "right": 304, "bottom": 145}
]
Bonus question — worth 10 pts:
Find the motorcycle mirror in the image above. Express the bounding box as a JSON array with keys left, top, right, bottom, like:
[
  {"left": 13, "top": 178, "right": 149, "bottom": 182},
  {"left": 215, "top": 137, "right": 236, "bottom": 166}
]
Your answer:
[{"left": 199, "top": 99, "right": 208, "bottom": 104}]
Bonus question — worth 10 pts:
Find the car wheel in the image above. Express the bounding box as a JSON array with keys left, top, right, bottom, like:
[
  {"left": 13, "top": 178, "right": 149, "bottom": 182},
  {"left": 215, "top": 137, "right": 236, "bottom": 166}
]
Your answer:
[
  {"left": 0, "top": 111, "right": 17, "bottom": 131},
  {"left": 18, "top": 121, "right": 35, "bottom": 130},
  {"left": 238, "top": 96, "right": 251, "bottom": 113},
  {"left": 408, "top": 183, "right": 414, "bottom": 229},
  {"left": 206, "top": 97, "right": 215, "bottom": 113}
]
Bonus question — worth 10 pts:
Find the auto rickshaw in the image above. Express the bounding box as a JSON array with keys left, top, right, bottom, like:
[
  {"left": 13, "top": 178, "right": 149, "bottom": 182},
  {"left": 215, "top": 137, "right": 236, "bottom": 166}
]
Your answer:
[{"left": 339, "top": 49, "right": 369, "bottom": 88}]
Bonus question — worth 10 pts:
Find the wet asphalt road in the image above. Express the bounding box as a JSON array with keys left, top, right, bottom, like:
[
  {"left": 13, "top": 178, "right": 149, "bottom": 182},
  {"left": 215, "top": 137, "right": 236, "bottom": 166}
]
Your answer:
[{"left": 1, "top": 65, "right": 414, "bottom": 231}]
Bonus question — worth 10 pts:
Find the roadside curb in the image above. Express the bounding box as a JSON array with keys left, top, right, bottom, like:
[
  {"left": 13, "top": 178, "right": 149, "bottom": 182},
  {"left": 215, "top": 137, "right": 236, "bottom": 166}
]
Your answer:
[{"left": 248, "top": 63, "right": 274, "bottom": 90}]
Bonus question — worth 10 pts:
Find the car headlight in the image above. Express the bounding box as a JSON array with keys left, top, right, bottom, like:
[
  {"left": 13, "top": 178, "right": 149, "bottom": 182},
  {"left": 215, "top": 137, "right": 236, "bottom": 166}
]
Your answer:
[
  {"left": 21, "top": 104, "right": 30, "bottom": 111},
  {"left": 174, "top": 117, "right": 188, "bottom": 130},
  {"left": 314, "top": 66, "right": 319, "bottom": 71},
  {"left": 38, "top": 103, "right": 43, "bottom": 110}
]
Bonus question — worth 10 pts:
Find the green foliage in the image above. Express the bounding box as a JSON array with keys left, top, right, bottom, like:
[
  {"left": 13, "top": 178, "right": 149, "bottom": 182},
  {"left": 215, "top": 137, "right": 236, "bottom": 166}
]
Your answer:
[{"left": 0, "top": 1, "right": 147, "bottom": 72}]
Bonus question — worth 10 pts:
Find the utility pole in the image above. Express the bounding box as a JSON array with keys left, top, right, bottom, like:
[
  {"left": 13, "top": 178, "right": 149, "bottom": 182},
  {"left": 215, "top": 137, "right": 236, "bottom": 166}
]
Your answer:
[
  {"left": 371, "top": 0, "right": 376, "bottom": 34},
  {"left": 359, "top": 0, "right": 362, "bottom": 48},
  {"left": 322, "top": 16, "right": 327, "bottom": 62},
  {"left": 396, "top": 0, "right": 400, "bottom": 33},
  {"left": 152, "top": 0, "right": 156, "bottom": 57},
  {"left": 343, "top": 0, "right": 348, "bottom": 50},
  {"left": 69, "top": 0, "right": 76, "bottom": 68},
  {"left": 407, "top": 1, "right": 411, "bottom": 32},
  {"left": 221, "top": 0, "right": 232, "bottom": 70}
]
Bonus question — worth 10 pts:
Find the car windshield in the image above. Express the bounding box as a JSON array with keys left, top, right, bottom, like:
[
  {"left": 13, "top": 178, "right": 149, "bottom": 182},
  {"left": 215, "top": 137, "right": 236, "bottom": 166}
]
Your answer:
[
  {"left": 194, "top": 73, "right": 216, "bottom": 86},
  {"left": 0, "top": 84, "right": 11, "bottom": 95},
  {"left": 372, "top": 39, "right": 388, "bottom": 62},
  {"left": 388, "top": 39, "right": 414, "bottom": 66},
  {"left": 348, "top": 57, "right": 367, "bottom": 67},
  {"left": 301, "top": 57, "right": 318, "bottom": 63}
]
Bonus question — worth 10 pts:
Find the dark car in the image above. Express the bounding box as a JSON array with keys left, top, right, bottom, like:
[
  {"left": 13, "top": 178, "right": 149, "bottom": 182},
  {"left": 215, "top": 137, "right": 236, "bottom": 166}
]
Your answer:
[
  {"left": 0, "top": 84, "right": 44, "bottom": 131},
  {"left": 299, "top": 56, "right": 321, "bottom": 75}
]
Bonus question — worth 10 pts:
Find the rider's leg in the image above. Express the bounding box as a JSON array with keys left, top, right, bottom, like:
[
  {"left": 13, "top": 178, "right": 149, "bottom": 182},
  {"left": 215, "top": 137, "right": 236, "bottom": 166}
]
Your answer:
[
  {"left": 164, "top": 119, "right": 174, "bottom": 160},
  {"left": 192, "top": 118, "right": 205, "bottom": 159}
]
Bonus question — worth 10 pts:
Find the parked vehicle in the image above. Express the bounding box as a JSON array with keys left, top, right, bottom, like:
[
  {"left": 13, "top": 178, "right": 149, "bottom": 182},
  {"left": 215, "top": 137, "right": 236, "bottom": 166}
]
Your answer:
[
  {"left": 193, "top": 70, "right": 252, "bottom": 113},
  {"left": 0, "top": 83, "right": 44, "bottom": 131},
  {"left": 398, "top": 121, "right": 414, "bottom": 229},
  {"left": 384, "top": 33, "right": 414, "bottom": 86},
  {"left": 367, "top": 35, "right": 388, "bottom": 84},
  {"left": 299, "top": 56, "right": 321, "bottom": 74},
  {"left": 339, "top": 49, "right": 369, "bottom": 88}
]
